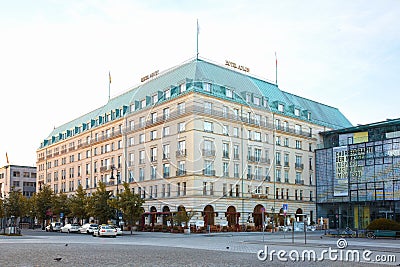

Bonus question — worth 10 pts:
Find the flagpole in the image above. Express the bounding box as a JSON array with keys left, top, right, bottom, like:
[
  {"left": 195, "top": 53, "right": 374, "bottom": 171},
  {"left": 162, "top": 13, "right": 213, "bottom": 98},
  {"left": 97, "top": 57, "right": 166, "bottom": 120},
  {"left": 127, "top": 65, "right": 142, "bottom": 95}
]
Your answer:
[
  {"left": 108, "top": 71, "right": 111, "bottom": 101},
  {"left": 275, "top": 52, "right": 278, "bottom": 86},
  {"left": 196, "top": 19, "right": 199, "bottom": 60}
]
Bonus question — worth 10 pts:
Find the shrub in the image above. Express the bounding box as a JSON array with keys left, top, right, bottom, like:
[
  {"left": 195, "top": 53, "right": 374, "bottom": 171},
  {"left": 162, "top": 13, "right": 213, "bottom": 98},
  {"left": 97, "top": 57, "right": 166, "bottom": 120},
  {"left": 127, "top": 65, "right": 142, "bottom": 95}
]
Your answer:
[{"left": 366, "top": 218, "right": 400, "bottom": 231}]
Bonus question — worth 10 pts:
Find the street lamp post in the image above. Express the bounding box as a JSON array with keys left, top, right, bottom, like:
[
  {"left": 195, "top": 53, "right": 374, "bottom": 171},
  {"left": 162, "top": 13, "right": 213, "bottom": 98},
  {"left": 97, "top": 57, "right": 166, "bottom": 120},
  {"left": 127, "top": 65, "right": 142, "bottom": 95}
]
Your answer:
[
  {"left": 110, "top": 165, "right": 120, "bottom": 228},
  {"left": 271, "top": 207, "right": 275, "bottom": 232}
]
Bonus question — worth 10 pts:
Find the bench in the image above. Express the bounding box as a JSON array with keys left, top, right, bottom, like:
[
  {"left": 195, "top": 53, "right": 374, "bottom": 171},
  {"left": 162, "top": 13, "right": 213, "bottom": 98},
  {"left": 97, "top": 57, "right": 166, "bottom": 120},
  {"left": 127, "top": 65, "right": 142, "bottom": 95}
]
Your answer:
[{"left": 373, "top": 230, "right": 398, "bottom": 239}]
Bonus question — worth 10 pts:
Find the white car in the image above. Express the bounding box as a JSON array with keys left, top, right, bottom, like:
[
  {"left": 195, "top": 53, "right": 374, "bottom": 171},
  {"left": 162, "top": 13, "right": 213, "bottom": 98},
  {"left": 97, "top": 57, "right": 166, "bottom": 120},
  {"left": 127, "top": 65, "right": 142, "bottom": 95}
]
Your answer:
[
  {"left": 109, "top": 225, "right": 123, "bottom": 236},
  {"left": 60, "top": 223, "right": 80, "bottom": 233},
  {"left": 46, "top": 222, "right": 61, "bottom": 232},
  {"left": 93, "top": 225, "right": 117, "bottom": 237},
  {"left": 79, "top": 223, "right": 99, "bottom": 234}
]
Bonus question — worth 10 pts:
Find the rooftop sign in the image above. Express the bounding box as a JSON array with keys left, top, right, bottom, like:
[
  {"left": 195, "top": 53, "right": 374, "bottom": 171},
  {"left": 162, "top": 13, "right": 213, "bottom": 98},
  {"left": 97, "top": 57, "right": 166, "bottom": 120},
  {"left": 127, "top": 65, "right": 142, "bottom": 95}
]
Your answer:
[
  {"left": 141, "top": 70, "right": 159, "bottom": 82},
  {"left": 225, "top": 60, "right": 250, "bottom": 72}
]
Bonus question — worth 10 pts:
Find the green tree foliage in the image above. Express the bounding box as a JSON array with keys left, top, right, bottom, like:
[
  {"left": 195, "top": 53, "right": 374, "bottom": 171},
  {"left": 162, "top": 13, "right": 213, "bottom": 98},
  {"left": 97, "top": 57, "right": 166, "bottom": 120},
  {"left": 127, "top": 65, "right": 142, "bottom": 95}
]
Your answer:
[
  {"left": 86, "top": 182, "right": 114, "bottom": 224},
  {"left": 3, "top": 188, "right": 27, "bottom": 218},
  {"left": 0, "top": 198, "right": 4, "bottom": 218},
  {"left": 366, "top": 218, "right": 400, "bottom": 231},
  {"left": 113, "top": 182, "right": 144, "bottom": 234},
  {"left": 68, "top": 184, "right": 88, "bottom": 223},
  {"left": 52, "top": 192, "right": 70, "bottom": 221},
  {"left": 34, "top": 184, "right": 54, "bottom": 228}
]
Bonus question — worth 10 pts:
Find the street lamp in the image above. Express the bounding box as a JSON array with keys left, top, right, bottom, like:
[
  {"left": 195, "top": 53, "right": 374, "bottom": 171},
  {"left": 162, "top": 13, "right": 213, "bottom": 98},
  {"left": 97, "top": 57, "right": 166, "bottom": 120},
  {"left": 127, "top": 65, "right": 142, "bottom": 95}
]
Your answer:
[
  {"left": 271, "top": 207, "right": 275, "bottom": 232},
  {"left": 109, "top": 165, "right": 120, "bottom": 228}
]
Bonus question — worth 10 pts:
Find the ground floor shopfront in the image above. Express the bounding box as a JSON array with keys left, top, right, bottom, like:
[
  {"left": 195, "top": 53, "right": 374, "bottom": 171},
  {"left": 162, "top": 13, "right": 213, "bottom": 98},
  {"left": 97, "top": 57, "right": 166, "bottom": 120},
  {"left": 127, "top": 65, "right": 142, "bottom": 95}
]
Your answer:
[
  {"left": 139, "top": 198, "right": 315, "bottom": 231},
  {"left": 317, "top": 200, "right": 400, "bottom": 230}
]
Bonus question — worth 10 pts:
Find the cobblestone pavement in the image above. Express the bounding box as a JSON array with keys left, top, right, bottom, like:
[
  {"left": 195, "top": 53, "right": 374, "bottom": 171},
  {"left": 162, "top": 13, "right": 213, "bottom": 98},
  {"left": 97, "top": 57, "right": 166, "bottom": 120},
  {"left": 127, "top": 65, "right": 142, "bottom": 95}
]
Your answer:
[{"left": 0, "top": 230, "right": 398, "bottom": 266}]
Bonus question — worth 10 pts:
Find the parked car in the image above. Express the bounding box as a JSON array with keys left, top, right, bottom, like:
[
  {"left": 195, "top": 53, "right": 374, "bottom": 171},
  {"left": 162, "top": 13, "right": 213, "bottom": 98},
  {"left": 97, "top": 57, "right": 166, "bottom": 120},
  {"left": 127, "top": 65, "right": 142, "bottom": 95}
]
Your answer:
[
  {"left": 45, "top": 222, "right": 61, "bottom": 232},
  {"left": 79, "top": 223, "right": 99, "bottom": 234},
  {"left": 60, "top": 223, "right": 80, "bottom": 233},
  {"left": 109, "top": 225, "right": 123, "bottom": 235},
  {"left": 92, "top": 225, "right": 117, "bottom": 237}
]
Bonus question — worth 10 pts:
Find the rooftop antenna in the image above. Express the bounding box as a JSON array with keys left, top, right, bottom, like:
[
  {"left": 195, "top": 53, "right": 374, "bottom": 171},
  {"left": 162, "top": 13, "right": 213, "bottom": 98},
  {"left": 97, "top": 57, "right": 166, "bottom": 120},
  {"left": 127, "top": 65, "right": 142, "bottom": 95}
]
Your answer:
[
  {"left": 108, "top": 71, "right": 111, "bottom": 101},
  {"left": 275, "top": 52, "right": 278, "bottom": 86},
  {"left": 196, "top": 19, "right": 200, "bottom": 60}
]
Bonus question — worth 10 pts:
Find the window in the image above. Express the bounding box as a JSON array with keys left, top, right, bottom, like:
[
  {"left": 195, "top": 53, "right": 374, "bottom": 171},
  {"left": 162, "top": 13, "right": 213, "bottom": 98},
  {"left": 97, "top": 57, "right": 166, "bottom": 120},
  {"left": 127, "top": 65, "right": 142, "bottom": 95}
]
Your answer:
[
  {"left": 275, "top": 169, "right": 281, "bottom": 182},
  {"left": 204, "top": 102, "right": 212, "bottom": 114},
  {"left": 275, "top": 136, "right": 281, "bottom": 145},
  {"left": 284, "top": 170, "right": 289, "bottom": 183},
  {"left": 233, "top": 145, "right": 239, "bottom": 160},
  {"left": 162, "top": 144, "right": 170, "bottom": 159},
  {"left": 223, "top": 125, "right": 229, "bottom": 135},
  {"left": 204, "top": 121, "right": 213, "bottom": 132},
  {"left": 151, "top": 112, "right": 157, "bottom": 123},
  {"left": 182, "top": 182, "right": 186, "bottom": 196},
  {"left": 254, "top": 148, "right": 261, "bottom": 162},
  {"left": 278, "top": 103, "right": 284, "bottom": 112},
  {"left": 204, "top": 160, "right": 214, "bottom": 176},
  {"left": 226, "top": 88, "right": 233, "bottom": 98},
  {"left": 284, "top": 137, "right": 289, "bottom": 147},
  {"left": 165, "top": 88, "right": 171, "bottom": 99},
  {"left": 203, "top": 182, "right": 207, "bottom": 195},
  {"left": 141, "top": 99, "right": 146, "bottom": 108},
  {"left": 139, "top": 150, "right": 145, "bottom": 164},
  {"left": 150, "top": 130, "right": 157, "bottom": 140},
  {"left": 180, "top": 83, "right": 186, "bottom": 93},
  {"left": 163, "top": 163, "right": 170, "bottom": 178},
  {"left": 163, "top": 108, "right": 170, "bottom": 120},
  {"left": 222, "top": 143, "right": 229, "bottom": 158},
  {"left": 254, "top": 132, "right": 261, "bottom": 141},
  {"left": 151, "top": 94, "right": 158, "bottom": 104},
  {"left": 150, "top": 147, "right": 157, "bottom": 162},
  {"left": 178, "top": 122, "right": 185, "bottom": 133},
  {"left": 139, "top": 134, "right": 145, "bottom": 144},
  {"left": 223, "top": 183, "right": 227, "bottom": 196},
  {"left": 222, "top": 106, "right": 228, "bottom": 118},
  {"left": 140, "top": 117, "right": 145, "bottom": 127},
  {"left": 204, "top": 82, "right": 211, "bottom": 92},
  {"left": 233, "top": 109, "right": 239, "bottom": 119},
  {"left": 294, "top": 108, "right": 300, "bottom": 116},
  {"left": 283, "top": 121, "right": 289, "bottom": 131},
  {"left": 233, "top": 163, "right": 239, "bottom": 178},
  {"left": 295, "top": 140, "right": 302, "bottom": 149},
  {"left": 295, "top": 124, "right": 301, "bottom": 135},
  {"left": 254, "top": 96, "right": 260, "bottom": 106},
  {"left": 233, "top": 127, "right": 239, "bottom": 137},
  {"left": 223, "top": 162, "right": 229, "bottom": 176},
  {"left": 139, "top": 168, "right": 144, "bottom": 181},
  {"left": 178, "top": 140, "right": 186, "bottom": 152},
  {"left": 254, "top": 114, "right": 261, "bottom": 125},
  {"left": 151, "top": 166, "right": 157, "bottom": 179},
  {"left": 276, "top": 152, "right": 281, "bottom": 165},
  {"left": 163, "top": 126, "right": 170, "bottom": 137},
  {"left": 284, "top": 153, "right": 289, "bottom": 166},
  {"left": 178, "top": 102, "right": 185, "bottom": 114},
  {"left": 178, "top": 161, "right": 185, "bottom": 175}
]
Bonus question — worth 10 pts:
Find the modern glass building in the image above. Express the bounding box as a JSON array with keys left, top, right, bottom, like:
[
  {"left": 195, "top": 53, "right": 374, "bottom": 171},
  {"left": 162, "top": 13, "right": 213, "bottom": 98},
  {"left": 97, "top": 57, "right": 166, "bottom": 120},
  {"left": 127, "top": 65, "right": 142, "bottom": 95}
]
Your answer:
[{"left": 316, "top": 119, "right": 400, "bottom": 229}]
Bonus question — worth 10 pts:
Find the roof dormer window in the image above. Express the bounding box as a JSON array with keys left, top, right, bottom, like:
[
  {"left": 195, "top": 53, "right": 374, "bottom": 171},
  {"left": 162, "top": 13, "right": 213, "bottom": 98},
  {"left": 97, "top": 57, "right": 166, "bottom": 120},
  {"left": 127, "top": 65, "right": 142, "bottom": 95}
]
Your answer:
[
  {"left": 278, "top": 104, "right": 284, "bottom": 112},
  {"left": 204, "top": 82, "right": 211, "bottom": 92},
  {"left": 294, "top": 108, "right": 300, "bottom": 116}
]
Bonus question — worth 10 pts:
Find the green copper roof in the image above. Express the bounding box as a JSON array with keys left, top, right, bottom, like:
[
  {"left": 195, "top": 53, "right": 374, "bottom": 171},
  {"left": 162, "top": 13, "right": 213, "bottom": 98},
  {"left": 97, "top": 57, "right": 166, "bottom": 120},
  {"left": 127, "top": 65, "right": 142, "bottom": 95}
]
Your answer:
[{"left": 41, "top": 58, "right": 352, "bottom": 148}]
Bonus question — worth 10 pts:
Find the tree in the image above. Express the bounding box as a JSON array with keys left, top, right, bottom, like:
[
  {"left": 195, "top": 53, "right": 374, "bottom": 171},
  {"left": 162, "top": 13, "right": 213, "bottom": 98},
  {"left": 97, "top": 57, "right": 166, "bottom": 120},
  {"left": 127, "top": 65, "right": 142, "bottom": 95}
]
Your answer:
[
  {"left": 68, "top": 184, "right": 88, "bottom": 223},
  {"left": 0, "top": 198, "right": 4, "bottom": 219},
  {"left": 86, "top": 182, "right": 114, "bottom": 224},
  {"left": 52, "top": 192, "right": 70, "bottom": 223},
  {"left": 113, "top": 182, "right": 144, "bottom": 234},
  {"left": 4, "top": 188, "right": 28, "bottom": 221},
  {"left": 34, "top": 184, "right": 54, "bottom": 229}
]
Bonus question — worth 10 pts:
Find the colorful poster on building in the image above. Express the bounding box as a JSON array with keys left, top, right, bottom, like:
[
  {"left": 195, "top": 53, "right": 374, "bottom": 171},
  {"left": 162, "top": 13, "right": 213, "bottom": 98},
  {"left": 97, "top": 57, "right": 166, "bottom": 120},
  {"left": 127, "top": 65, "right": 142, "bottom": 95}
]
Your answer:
[{"left": 333, "top": 146, "right": 349, "bottom": 197}]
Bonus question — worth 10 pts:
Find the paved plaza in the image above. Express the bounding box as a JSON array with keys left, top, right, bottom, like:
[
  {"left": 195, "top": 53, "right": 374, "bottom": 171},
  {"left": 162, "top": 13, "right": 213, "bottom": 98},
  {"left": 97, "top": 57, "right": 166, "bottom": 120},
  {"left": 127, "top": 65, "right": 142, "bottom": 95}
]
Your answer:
[{"left": 0, "top": 230, "right": 399, "bottom": 266}]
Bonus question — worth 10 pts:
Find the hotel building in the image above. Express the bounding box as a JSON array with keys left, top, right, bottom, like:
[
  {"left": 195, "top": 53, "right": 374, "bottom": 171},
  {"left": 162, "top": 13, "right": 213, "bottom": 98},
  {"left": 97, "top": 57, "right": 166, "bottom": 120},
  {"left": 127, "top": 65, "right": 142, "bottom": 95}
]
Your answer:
[{"left": 37, "top": 58, "right": 351, "bottom": 227}]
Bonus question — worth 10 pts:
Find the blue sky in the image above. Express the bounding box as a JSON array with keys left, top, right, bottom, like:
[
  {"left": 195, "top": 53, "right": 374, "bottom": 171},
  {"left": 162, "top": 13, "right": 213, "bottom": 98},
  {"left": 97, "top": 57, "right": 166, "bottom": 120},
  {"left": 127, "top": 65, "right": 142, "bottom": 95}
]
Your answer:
[{"left": 1, "top": 0, "right": 399, "bottom": 166}]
